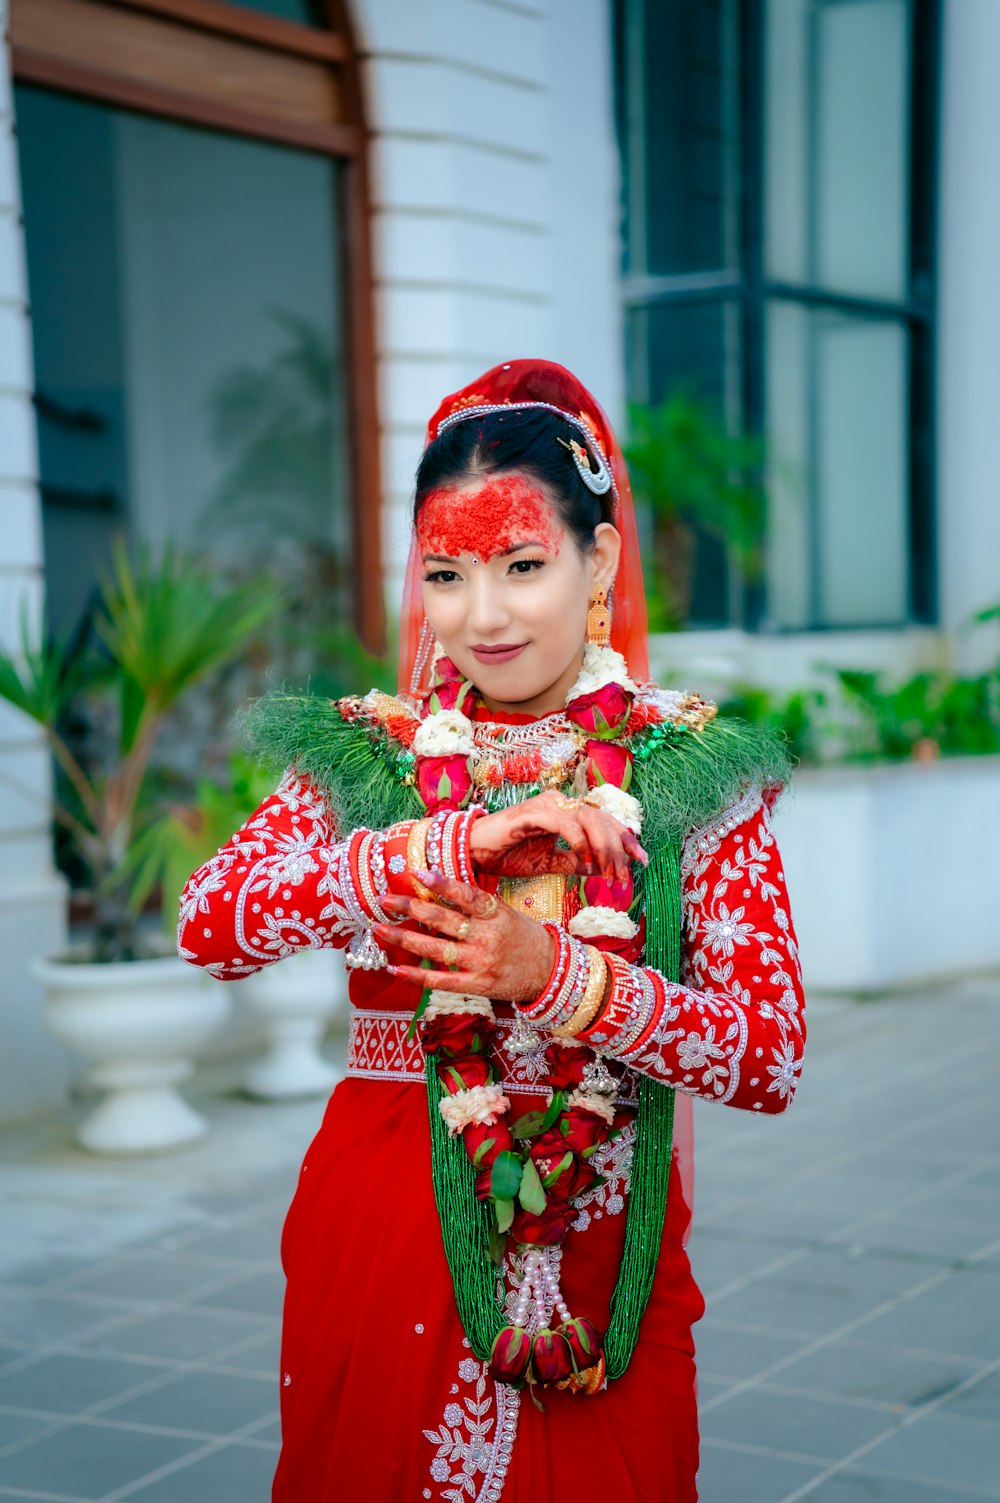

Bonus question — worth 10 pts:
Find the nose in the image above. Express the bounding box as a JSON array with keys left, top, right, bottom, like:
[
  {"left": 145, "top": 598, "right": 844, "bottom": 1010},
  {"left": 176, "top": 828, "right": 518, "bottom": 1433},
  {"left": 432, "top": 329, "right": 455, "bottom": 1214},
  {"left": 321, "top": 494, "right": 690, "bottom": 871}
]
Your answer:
[{"left": 466, "top": 571, "right": 513, "bottom": 638}]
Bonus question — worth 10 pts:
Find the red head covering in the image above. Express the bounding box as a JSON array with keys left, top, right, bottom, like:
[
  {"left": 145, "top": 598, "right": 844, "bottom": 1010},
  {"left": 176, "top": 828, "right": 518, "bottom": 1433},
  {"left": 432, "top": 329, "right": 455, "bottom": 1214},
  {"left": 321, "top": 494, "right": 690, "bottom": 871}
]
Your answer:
[{"left": 398, "top": 358, "right": 650, "bottom": 697}]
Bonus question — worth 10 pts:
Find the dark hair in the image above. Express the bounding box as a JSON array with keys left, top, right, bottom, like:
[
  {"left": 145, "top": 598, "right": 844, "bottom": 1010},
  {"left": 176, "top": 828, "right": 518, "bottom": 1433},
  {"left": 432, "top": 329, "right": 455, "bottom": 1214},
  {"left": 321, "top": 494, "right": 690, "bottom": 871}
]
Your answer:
[{"left": 413, "top": 408, "right": 614, "bottom": 552}]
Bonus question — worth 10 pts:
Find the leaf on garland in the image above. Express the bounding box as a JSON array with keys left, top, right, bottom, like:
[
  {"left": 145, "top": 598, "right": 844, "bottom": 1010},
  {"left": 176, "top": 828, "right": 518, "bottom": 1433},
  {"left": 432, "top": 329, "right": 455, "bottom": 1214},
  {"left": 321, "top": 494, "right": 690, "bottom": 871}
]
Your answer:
[
  {"left": 511, "top": 1110, "right": 546, "bottom": 1140},
  {"left": 517, "top": 1156, "right": 547, "bottom": 1215},
  {"left": 495, "top": 1197, "right": 515, "bottom": 1234},
  {"left": 472, "top": 1136, "right": 496, "bottom": 1169},
  {"left": 540, "top": 1091, "right": 565, "bottom": 1134},
  {"left": 541, "top": 1150, "right": 574, "bottom": 1188},
  {"left": 490, "top": 1149, "right": 523, "bottom": 1202}
]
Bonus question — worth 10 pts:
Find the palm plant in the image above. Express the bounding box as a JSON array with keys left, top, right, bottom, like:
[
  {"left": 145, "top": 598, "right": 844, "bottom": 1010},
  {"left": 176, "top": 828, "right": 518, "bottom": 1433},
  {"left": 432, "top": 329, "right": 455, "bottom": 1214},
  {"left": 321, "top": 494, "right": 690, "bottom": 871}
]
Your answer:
[
  {"left": 624, "top": 386, "right": 769, "bottom": 628},
  {"left": 0, "top": 537, "right": 285, "bottom": 963}
]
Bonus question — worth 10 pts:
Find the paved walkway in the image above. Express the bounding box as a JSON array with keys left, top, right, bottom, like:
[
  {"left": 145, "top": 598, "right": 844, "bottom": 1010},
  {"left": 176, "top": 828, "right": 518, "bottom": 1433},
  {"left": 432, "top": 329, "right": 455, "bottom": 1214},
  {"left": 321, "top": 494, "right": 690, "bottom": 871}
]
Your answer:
[{"left": 0, "top": 976, "right": 997, "bottom": 1502}]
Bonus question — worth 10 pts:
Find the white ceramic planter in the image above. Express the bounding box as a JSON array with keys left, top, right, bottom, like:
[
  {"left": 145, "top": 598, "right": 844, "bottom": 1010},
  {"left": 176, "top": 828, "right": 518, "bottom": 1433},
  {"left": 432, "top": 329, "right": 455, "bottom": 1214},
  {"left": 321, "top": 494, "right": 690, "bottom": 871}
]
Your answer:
[
  {"left": 241, "top": 946, "right": 347, "bottom": 1100},
  {"left": 32, "top": 950, "right": 230, "bottom": 1154}
]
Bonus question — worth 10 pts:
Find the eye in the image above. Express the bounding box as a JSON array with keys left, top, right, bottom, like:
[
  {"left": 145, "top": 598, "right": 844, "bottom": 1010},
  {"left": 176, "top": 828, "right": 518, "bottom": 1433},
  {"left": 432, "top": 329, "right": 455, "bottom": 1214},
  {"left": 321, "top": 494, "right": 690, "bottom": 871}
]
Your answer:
[
  {"left": 423, "top": 569, "right": 461, "bottom": 584},
  {"left": 509, "top": 558, "right": 545, "bottom": 575}
]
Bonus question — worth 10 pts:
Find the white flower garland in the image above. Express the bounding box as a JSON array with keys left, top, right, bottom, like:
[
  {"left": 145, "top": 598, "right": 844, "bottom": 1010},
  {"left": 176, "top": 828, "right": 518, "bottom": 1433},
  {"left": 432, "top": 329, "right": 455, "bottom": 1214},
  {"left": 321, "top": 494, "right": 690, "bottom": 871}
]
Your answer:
[
  {"left": 413, "top": 708, "right": 476, "bottom": 757},
  {"left": 582, "top": 783, "right": 644, "bottom": 834},
  {"left": 568, "top": 906, "right": 639, "bottom": 941},
  {"left": 423, "top": 991, "right": 495, "bottom": 1023},
  {"left": 565, "top": 642, "right": 638, "bottom": 700},
  {"left": 439, "top": 1081, "right": 511, "bottom": 1135},
  {"left": 565, "top": 1087, "right": 617, "bottom": 1125}
]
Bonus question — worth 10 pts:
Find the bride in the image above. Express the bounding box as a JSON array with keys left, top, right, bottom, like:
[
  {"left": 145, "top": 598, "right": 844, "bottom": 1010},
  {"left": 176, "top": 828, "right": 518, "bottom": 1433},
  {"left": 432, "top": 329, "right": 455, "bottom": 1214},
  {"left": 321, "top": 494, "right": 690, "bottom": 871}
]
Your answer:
[{"left": 178, "top": 358, "right": 806, "bottom": 1502}]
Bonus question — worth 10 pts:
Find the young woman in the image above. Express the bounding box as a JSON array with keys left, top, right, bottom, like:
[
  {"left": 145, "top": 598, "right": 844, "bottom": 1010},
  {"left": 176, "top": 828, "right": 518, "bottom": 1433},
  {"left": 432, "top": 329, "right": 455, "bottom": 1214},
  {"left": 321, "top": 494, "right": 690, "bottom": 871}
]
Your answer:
[{"left": 178, "top": 359, "right": 806, "bottom": 1502}]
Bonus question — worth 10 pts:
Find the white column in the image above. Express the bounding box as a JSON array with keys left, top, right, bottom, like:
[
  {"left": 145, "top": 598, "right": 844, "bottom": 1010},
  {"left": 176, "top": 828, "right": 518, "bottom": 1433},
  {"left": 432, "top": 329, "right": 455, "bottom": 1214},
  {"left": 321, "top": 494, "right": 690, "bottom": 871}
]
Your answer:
[
  {"left": 0, "top": 24, "right": 72, "bottom": 1122},
  {"left": 937, "top": 0, "right": 1000, "bottom": 670}
]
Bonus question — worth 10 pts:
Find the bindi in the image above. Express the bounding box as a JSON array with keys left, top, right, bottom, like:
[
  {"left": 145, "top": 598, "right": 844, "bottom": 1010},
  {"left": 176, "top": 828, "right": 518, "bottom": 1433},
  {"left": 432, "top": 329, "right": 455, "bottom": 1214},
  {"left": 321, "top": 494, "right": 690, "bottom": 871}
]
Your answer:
[{"left": 418, "top": 476, "right": 563, "bottom": 563}]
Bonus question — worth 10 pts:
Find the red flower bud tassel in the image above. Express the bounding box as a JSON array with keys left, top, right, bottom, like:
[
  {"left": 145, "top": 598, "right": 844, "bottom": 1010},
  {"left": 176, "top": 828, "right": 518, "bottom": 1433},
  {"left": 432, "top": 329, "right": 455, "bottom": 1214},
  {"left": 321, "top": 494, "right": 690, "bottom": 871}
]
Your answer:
[
  {"left": 488, "top": 1324, "right": 532, "bottom": 1386},
  {"left": 530, "top": 1329, "right": 575, "bottom": 1386}
]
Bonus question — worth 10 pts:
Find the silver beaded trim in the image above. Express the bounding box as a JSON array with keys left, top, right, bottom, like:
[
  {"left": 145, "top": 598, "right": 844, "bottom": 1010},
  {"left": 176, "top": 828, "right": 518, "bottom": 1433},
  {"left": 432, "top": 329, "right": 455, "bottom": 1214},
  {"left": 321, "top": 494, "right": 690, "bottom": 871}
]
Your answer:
[{"left": 435, "top": 400, "right": 621, "bottom": 506}]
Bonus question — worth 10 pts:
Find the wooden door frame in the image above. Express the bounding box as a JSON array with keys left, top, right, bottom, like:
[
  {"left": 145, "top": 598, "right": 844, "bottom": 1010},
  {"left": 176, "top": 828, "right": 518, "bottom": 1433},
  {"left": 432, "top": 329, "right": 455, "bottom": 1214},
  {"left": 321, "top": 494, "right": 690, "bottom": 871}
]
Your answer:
[{"left": 10, "top": 0, "right": 385, "bottom": 652}]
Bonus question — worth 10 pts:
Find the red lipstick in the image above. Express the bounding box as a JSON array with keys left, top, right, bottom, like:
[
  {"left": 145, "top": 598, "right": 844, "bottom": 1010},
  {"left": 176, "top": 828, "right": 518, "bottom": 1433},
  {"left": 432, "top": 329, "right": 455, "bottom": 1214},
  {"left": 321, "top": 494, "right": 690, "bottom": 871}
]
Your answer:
[{"left": 470, "top": 643, "right": 528, "bottom": 665}]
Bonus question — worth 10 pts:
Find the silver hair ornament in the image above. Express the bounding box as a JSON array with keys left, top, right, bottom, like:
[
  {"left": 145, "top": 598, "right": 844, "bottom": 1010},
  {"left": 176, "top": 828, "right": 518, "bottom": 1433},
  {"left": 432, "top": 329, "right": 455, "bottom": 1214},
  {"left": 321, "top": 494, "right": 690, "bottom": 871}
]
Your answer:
[{"left": 557, "top": 435, "right": 613, "bottom": 496}]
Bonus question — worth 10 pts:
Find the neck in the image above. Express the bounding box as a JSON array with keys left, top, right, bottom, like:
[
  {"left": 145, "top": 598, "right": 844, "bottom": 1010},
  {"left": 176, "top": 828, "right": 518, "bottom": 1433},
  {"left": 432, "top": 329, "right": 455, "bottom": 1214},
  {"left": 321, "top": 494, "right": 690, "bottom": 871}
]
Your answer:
[{"left": 477, "top": 646, "right": 586, "bottom": 718}]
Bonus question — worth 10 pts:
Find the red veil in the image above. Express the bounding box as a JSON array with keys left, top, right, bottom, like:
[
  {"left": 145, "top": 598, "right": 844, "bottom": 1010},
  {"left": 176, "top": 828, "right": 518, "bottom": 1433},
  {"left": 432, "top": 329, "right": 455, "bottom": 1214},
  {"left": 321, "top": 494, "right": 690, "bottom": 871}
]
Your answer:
[{"left": 396, "top": 358, "right": 695, "bottom": 1240}]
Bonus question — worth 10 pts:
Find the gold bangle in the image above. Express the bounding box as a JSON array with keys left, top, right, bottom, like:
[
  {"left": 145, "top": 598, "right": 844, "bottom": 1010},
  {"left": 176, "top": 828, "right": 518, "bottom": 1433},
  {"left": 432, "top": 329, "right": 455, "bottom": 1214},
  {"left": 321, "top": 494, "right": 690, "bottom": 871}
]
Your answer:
[
  {"left": 406, "top": 818, "right": 434, "bottom": 900},
  {"left": 550, "top": 946, "right": 608, "bottom": 1038}
]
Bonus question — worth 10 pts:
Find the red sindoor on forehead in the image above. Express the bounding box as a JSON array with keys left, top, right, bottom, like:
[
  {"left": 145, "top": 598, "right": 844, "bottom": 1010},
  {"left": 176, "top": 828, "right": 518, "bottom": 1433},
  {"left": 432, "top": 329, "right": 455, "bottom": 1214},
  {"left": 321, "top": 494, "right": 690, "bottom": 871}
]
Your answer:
[{"left": 417, "top": 476, "right": 563, "bottom": 560}]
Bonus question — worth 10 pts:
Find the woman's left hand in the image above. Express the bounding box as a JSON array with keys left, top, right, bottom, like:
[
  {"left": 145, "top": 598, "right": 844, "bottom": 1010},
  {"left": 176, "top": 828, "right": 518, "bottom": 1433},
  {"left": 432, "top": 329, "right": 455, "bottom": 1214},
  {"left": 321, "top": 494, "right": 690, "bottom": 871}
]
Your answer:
[{"left": 373, "top": 871, "right": 556, "bottom": 1003}]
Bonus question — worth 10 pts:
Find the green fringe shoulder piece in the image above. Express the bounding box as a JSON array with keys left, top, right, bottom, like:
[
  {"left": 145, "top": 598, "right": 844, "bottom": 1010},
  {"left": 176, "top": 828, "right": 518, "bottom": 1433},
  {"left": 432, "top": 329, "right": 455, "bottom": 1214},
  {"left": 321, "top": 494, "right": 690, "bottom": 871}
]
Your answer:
[
  {"left": 233, "top": 685, "right": 793, "bottom": 853},
  {"left": 233, "top": 690, "right": 423, "bottom": 836}
]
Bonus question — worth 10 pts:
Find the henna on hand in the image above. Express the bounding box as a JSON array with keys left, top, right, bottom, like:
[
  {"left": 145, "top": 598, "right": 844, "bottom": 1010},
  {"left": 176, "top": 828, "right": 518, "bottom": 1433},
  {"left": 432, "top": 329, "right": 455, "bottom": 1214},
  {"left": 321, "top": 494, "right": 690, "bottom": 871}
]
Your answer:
[{"left": 373, "top": 869, "right": 556, "bottom": 1002}]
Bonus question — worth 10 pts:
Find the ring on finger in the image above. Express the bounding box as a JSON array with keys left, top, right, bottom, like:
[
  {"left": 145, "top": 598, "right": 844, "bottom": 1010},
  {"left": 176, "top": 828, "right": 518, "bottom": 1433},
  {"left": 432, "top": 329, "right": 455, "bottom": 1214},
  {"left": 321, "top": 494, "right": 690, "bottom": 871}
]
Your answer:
[
  {"left": 480, "top": 894, "right": 500, "bottom": 919},
  {"left": 555, "top": 795, "right": 581, "bottom": 810},
  {"left": 456, "top": 917, "right": 472, "bottom": 942},
  {"left": 442, "top": 941, "right": 460, "bottom": 966}
]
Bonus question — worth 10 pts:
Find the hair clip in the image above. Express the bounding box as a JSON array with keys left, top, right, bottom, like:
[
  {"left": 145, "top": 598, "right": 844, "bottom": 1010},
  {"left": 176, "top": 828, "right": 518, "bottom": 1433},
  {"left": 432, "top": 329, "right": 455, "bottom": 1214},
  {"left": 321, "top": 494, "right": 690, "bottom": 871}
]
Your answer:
[{"left": 557, "top": 435, "right": 612, "bottom": 496}]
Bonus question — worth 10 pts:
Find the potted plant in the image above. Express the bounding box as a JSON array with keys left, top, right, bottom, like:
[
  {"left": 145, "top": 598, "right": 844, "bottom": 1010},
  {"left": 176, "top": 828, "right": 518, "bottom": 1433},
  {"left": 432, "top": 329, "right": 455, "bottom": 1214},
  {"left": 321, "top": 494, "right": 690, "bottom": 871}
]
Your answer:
[
  {"left": 0, "top": 537, "right": 283, "bottom": 1152},
  {"left": 133, "top": 626, "right": 396, "bottom": 1101},
  {"left": 624, "top": 386, "right": 770, "bottom": 629}
]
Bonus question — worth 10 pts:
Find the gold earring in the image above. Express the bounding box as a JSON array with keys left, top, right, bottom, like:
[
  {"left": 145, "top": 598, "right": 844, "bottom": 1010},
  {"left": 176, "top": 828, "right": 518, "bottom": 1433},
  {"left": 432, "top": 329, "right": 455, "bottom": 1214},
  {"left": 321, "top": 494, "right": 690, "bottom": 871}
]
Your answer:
[{"left": 587, "top": 584, "right": 611, "bottom": 647}]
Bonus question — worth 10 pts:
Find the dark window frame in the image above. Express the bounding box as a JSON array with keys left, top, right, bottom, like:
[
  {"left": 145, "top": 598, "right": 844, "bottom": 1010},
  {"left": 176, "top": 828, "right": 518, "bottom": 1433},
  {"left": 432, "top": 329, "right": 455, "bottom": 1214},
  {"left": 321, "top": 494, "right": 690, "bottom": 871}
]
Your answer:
[{"left": 614, "top": 0, "right": 942, "bottom": 633}]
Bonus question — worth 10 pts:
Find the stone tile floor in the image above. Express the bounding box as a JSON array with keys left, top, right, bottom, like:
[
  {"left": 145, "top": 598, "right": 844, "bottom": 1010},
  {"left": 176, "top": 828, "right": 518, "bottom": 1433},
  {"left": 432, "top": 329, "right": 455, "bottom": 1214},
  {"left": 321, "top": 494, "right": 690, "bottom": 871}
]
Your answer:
[{"left": 0, "top": 973, "right": 997, "bottom": 1501}]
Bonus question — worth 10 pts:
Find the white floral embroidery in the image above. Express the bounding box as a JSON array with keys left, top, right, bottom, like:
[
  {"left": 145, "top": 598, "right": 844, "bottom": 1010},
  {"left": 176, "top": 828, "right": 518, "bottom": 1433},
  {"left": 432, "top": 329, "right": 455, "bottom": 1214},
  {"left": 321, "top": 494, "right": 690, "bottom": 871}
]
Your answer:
[{"left": 423, "top": 1357, "right": 519, "bottom": 1503}]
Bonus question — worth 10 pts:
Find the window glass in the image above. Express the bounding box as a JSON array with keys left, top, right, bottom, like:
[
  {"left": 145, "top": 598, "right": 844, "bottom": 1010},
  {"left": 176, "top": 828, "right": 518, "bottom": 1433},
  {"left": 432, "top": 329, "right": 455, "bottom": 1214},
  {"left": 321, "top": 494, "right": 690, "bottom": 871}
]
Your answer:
[
  {"left": 622, "top": 0, "right": 741, "bottom": 277},
  {"left": 627, "top": 299, "right": 743, "bottom": 627},
  {"left": 766, "top": 0, "right": 911, "bottom": 300},
  {"left": 16, "top": 87, "right": 350, "bottom": 658},
  {"left": 765, "top": 301, "right": 908, "bottom": 627}
]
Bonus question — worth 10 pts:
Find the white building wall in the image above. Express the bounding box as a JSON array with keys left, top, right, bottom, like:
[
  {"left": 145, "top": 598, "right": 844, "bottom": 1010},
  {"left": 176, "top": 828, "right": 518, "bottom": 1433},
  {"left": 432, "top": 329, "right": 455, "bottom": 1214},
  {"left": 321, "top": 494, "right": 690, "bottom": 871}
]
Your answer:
[
  {"left": 0, "top": 0, "right": 71, "bottom": 1122},
  {"left": 354, "top": 0, "right": 624, "bottom": 611}
]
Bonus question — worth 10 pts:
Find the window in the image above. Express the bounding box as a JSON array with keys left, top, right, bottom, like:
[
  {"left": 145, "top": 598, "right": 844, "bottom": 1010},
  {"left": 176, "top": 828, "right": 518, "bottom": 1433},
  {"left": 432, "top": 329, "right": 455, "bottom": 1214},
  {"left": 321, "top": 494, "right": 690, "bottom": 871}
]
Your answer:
[
  {"left": 11, "top": 0, "right": 383, "bottom": 651},
  {"left": 614, "top": 0, "right": 940, "bottom": 631}
]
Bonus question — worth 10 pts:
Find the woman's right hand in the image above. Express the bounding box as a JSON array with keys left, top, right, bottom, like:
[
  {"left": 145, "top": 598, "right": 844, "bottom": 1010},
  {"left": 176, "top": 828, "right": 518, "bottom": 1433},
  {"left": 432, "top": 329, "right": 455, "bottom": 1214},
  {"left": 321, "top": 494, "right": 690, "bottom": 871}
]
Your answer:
[{"left": 468, "top": 790, "right": 647, "bottom": 884}]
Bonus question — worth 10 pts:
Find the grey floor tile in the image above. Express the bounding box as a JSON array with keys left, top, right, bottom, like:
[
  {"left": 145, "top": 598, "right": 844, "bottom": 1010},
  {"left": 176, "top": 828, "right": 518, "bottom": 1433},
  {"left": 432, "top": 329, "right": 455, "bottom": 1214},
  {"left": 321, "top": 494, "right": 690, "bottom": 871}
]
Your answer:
[
  {"left": 857, "top": 1410, "right": 1000, "bottom": 1493},
  {"left": 187, "top": 1271, "right": 285, "bottom": 1318},
  {"left": 212, "top": 1325, "right": 281, "bottom": 1375},
  {"left": 0, "top": 1409, "right": 56, "bottom": 1449},
  {"left": 101, "top": 1370, "right": 278, "bottom": 1436},
  {"left": 707, "top": 1249, "right": 925, "bottom": 1340},
  {"left": 177, "top": 1216, "right": 282, "bottom": 1264},
  {"left": 807, "top": 1469, "right": 992, "bottom": 1502},
  {"left": 0, "top": 1354, "right": 174, "bottom": 1415},
  {"left": 64, "top": 1255, "right": 240, "bottom": 1305},
  {"left": 938, "top": 1367, "right": 1000, "bottom": 1423},
  {"left": 77, "top": 1309, "right": 271, "bottom": 1363},
  {"left": 695, "top": 1440, "right": 822, "bottom": 1501},
  {"left": 0, "top": 1293, "right": 119, "bottom": 1348},
  {"left": 0, "top": 1349, "right": 24, "bottom": 1375},
  {"left": 838, "top": 1214, "right": 1000, "bottom": 1264},
  {"left": 0, "top": 1422, "right": 199, "bottom": 1499},
  {"left": 122, "top": 1439, "right": 276, "bottom": 1502},
  {"left": 854, "top": 1268, "right": 1000, "bottom": 1363},
  {"left": 701, "top": 1386, "right": 897, "bottom": 1464},
  {"left": 774, "top": 1340, "right": 980, "bottom": 1409},
  {"left": 694, "top": 1320, "right": 810, "bottom": 1381}
]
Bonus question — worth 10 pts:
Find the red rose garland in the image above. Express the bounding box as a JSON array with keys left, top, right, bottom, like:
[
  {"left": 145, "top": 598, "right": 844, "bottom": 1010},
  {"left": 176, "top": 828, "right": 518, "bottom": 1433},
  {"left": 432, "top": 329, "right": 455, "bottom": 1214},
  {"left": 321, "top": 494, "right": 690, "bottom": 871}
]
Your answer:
[{"left": 412, "top": 645, "right": 646, "bottom": 1395}]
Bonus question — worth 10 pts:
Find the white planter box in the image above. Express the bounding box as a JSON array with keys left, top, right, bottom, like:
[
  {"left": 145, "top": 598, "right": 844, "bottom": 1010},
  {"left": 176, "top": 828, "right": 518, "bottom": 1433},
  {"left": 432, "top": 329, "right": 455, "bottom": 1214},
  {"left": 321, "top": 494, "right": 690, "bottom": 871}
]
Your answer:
[{"left": 770, "top": 755, "right": 1000, "bottom": 993}]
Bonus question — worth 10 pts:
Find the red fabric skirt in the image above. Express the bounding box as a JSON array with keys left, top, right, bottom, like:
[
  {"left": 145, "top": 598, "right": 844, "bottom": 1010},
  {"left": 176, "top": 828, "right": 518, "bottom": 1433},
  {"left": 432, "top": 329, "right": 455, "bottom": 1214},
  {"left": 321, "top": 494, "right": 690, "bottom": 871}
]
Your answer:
[{"left": 273, "top": 1005, "right": 706, "bottom": 1502}]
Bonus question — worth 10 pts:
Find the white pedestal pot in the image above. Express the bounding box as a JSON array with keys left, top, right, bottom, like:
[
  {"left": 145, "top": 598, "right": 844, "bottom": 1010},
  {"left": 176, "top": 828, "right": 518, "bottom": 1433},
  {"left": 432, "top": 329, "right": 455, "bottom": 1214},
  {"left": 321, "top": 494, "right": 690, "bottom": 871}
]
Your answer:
[
  {"left": 242, "top": 946, "right": 347, "bottom": 1100},
  {"left": 32, "top": 951, "right": 230, "bottom": 1154}
]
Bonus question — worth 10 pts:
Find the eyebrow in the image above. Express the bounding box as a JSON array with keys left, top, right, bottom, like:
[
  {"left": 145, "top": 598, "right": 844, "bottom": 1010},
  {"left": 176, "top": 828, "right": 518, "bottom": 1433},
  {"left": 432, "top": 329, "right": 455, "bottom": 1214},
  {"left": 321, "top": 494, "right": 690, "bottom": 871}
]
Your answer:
[{"left": 422, "top": 541, "right": 547, "bottom": 563}]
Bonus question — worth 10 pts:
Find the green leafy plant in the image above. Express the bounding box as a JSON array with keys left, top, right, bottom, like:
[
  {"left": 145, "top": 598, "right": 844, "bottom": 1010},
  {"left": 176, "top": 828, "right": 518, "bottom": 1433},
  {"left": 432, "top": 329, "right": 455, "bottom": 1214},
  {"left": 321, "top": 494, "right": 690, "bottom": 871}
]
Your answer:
[
  {"left": 624, "top": 385, "right": 769, "bottom": 629},
  {"left": 0, "top": 537, "right": 285, "bottom": 963}
]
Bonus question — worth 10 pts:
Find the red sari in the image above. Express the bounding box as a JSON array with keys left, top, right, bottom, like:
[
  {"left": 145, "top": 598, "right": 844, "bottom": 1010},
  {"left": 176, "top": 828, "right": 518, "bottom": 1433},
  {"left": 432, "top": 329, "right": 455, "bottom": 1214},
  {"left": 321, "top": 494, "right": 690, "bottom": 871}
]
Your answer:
[{"left": 178, "top": 721, "right": 805, "bottom": 1501}]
